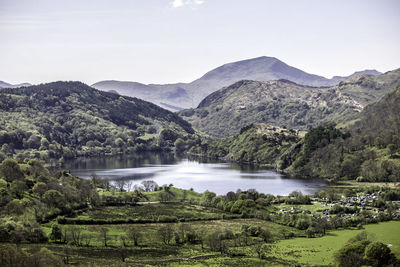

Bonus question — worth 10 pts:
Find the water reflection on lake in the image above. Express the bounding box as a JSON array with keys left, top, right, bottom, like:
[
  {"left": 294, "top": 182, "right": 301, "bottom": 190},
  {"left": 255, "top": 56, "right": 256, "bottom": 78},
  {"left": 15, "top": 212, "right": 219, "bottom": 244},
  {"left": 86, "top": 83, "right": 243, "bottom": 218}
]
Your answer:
[{"left": 63, "top": 153, "right": 325, "bottom": 196}]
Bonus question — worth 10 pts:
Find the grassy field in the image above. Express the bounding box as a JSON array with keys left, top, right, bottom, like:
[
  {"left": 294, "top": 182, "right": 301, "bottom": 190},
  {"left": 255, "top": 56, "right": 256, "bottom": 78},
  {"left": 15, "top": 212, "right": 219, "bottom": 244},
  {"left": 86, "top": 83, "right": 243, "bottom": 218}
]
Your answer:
[
  {"left": 36, "top": 218, "right": 303, "bottom": 265},
  {"left": 17, "top": 201, "right": 400, "bottom": 266},
  {"left": 74, "top": 202, "right": 234, "bottom": 222},
  {"left": 271, "top": 220, "right": 400, "bottom": 266}
]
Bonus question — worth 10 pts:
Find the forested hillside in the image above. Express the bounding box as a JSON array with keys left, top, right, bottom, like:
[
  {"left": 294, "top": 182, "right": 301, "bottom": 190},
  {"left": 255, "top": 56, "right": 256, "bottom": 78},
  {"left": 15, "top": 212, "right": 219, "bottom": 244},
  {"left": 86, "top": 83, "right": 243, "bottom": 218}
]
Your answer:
[
  {"left": 189, "top": 124, "right": 301, "bottom": 167},
  {"left": 0, "top": 82, "right": 194, "bottom": 161},
  {"left": 284, "top": 85, "right": 400, "bottom": 181}
]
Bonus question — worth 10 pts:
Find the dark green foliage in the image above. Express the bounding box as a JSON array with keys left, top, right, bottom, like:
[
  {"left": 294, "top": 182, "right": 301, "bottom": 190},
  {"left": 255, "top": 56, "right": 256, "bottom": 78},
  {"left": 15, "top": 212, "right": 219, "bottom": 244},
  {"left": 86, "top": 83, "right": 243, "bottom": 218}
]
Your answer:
[
  {"left": 334, "top": 240, "right": 370, "bottom": 267},
  {"left": 0, "top": 245, "right": 63, "bottom": 267},
  {"left": 334, "top": 231, "right": 397, "bottom": 267},
  {"left": 0, "top": 158, "right": 24, "bottom": 182},
  {"left": 190, "top": 123, "right": 300, "bottom": 165},
  {"left": 0, "top": 81, "right": 194, "bottom": 160},
  {"left": 302, "top": 124, "right": 347, "bottom": 160},
  {"left": 285, "top": 191, "right": 311, "bottom": 205},
  {"left": 286, "top": 85, "right": 400, "bottom": 181},
  {"left": 0, "top": 158, "right": 99, "bottom": 243},
  {"left": 50, "top": 224, "right": 63, "bottom": 242},
  {"left": 158, "top": 225, "right": 174, "bottom": 245},
  {"left": 364, "top": 241, "right": 396, "bottom": 267}
]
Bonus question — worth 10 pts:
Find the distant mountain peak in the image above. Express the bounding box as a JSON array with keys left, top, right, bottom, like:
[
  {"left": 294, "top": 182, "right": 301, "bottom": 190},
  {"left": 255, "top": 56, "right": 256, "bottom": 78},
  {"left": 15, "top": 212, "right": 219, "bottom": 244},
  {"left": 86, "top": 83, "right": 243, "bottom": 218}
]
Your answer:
[
  {"left": 91, "top": 56, "right": 390, "bottom": 110},
  {"left": 0, "top": 80, "right": 32, "bottom": 89}
]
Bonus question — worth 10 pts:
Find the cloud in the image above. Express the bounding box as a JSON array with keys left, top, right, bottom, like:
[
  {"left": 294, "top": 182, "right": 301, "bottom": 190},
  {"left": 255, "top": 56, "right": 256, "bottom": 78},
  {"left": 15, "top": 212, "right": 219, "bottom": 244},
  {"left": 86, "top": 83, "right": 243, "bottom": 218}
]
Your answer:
[{"left": 171, "top": 0, "right": 204, "bottom": 8}]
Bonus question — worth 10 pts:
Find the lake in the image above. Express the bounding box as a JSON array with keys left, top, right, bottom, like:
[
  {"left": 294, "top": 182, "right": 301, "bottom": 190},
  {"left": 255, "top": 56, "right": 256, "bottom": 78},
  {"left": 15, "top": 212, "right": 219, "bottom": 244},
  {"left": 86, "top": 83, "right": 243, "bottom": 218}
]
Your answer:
[{"left": 63, "top": 153, "right": 325, "bottom": 196}]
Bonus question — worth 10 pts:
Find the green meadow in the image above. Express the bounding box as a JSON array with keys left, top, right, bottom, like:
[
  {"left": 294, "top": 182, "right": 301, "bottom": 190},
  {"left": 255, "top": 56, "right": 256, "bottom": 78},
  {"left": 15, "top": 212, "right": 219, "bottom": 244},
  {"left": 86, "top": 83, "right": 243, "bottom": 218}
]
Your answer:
[{"left": 272, "top": 221, "right": 400, "bottom": 265}]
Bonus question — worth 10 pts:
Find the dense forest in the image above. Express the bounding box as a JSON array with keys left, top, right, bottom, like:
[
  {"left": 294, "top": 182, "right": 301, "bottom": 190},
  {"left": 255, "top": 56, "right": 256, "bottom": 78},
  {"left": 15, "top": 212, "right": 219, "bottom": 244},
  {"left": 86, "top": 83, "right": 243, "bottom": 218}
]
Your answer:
[{"left": 0, "top": 82, "right": 195, "bottom": 162}]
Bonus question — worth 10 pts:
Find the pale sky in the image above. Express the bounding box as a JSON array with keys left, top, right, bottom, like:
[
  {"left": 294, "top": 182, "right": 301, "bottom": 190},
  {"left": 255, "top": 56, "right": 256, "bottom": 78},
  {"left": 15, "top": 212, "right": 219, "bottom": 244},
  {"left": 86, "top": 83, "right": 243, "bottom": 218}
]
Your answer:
[{"left": 0, "top": 0, "right": 399, "bottom": 85}]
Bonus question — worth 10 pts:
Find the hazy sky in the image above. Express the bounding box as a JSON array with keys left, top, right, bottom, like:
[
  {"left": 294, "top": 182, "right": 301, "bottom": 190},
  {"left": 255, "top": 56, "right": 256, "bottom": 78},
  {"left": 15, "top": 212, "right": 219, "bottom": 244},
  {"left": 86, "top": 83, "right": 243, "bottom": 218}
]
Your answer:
[{"left": 0, "top": 0, "right": 399, "bottom": 85}]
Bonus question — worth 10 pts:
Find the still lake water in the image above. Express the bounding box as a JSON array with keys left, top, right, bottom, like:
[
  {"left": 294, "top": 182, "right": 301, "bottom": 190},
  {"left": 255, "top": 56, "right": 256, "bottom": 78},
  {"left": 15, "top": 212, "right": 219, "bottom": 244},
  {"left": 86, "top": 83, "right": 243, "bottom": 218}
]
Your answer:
[{"left": 63, "top": 153, "right": 325, "bottom": 196}]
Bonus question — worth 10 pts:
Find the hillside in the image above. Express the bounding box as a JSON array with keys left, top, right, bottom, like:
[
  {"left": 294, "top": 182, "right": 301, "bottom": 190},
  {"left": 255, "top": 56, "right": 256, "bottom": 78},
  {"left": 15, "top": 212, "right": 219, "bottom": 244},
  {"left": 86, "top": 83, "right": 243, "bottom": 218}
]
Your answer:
[
  {"left": 0, "top": 81, "right": 194, "bottom": 161},
  {"left": 335, "top": 68, "right": 400, "bottom": 106},
  {"left": 189, "top": 123, "right": 301, "bottom": 166},
  {"left": 284, "top": 85, "right": 400, "bottom": 181},
  {"left": 92, "top": 56, "right": 381, "bottom": 110},
  {"left": 179, "top": 80, "right": 361, "bottom": 138},
  {"left": 179, "top": 69, "right": 400, "bottom": 138}
]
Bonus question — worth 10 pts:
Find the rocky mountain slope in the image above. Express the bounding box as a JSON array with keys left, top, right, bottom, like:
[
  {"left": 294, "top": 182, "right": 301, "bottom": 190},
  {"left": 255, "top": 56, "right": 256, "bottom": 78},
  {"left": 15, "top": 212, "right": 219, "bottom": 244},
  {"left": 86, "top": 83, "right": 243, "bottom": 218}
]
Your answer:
[{"left": 179, "top": 69, "right": 400, "bottom": 138}]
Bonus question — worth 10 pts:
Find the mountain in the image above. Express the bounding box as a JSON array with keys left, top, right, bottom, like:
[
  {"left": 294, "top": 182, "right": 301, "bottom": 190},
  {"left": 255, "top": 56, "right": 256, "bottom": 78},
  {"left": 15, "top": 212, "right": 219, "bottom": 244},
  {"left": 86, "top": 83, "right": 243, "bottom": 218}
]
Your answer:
[
  {"left": 0, "top": 81, "right": 194, "bottom": 161},
  {"left": 335, "top": 68, "right": 399, "bottom": 106},
  {"left": 0, "top": 80, "right": 31, "bottom": 89},
  {"left": 179, "top": 69, "right": 400, "bottom": 138},
  {"left": 179, "top": 80, "right": 360, "bottom": 138},
  {"left": 92, "top": 56, "right": 382, "bottom": 110},
  {"left": 284, "top": 84, "right": 400, "bottom": 181},
  {"left": 92, "top": 80, "right": 188, "bottom": 111},
  {"left": 330, "top": 69, "right": 382, "bottom": 84},
  {"left": 190, "top": 84, "right": 400, "bottom": 182}
]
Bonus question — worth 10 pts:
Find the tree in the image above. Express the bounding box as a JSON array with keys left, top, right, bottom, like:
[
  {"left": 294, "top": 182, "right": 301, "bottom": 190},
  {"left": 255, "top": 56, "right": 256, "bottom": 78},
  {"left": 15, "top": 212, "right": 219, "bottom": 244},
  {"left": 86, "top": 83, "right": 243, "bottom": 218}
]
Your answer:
[
  {"left": 334, "top": 240, "right": 370, "bottom": 267},
  {"left": 28, "top": 159, "right": 49, "bottom": 178},
  {"left": 260, "top": 229, "right": 273, "bottom": 243},
  {"left": 174, "top": 138, "right": 186, "bottom": 154},
  {"left": 158, "top": 225, "right": 174, "bottom": 245},
  {"left": 79, "top": 234, "right": 90, "bottom": 247},
  {"left": 0, "top": 178, "right": 7, "bottom": 189},
  {"left": 50, "top": 224, "right": 62, "bottom": 242},
  {"left": 32, "top": 182, "right": 48, "bottom": 198},
  {"left": 99, "top": 227, "right": 109, "bottom": 247},
  {"left": 10, "top": 180, "right": 27, "bottom": 198},
  {"left": 0, "top": 158, "right": 24, "bottom": 182},
  {"left": 5, "top": 199, "right": 25, "bottom": 215},
  {"left": 127, "top": 226, "right": 142, "bottom": 246},
  {"left": 0, "top": 244, "right": 29, "bottom": 267},
  {"left": 226, "top": 191, "right": 237, "bottom": 201},
  {"left": 254, "top": 243, "right": 273, "bottom": 259},
  {"left": 42, "top": 190, "right": 65, "bottom": 209},
  {"left": 201, "top": 190, "right": 216, "bottom": 206},
  {"left": 364, "top": 241, "right": 395, "bottom": 267},
  {"left": 141, "top": 180, "right": 158, "bottom": 192},
  {"left": 230, "top": 199, "right": 244, "bottom": 213},
  {"left": 205, "top": 232, "right": 227, "bottom": 253},
  {"left": 114, "top": 178, "right": 126, "bottom": 192},
  {"left": 388, "top": 144, "right": 397, "bottom": 156},
  {"left": 295, "top": 218, "right": 310, "bottom": 230},
  {"left": 159, "top": 191, "right": 174, "bottom": 203},
  {"left": 67, "top": 226, "right": 82, "bottom": 246},
  {"left": 119, "top": 235, "right": 129, "bottom": 247},
  {"left": 31, "top": 247, "right": 62, "bottom": 267}
]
